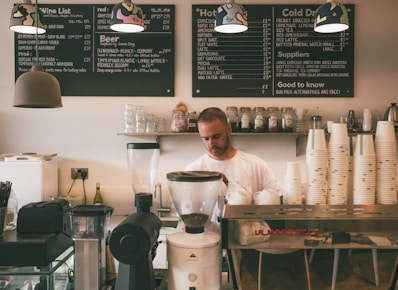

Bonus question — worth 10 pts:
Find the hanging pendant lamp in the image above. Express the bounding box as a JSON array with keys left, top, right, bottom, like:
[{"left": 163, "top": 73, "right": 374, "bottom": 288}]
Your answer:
[
  {"left": 13, "top": 0, "right": 62, "bottom": 108},
  {"left": 214, "top": 0, "right": 248, "bottom": 34},
  {"left": 9, "top": 0, "right": 46, "bottom": 34},
  {"left": 314, "top": 0, "right": 349, "bottom": 33},
  {"left": 110, "top": 0, "right": 144, "bottom": 33},
  {"left": 14, "top": 65, "right": 62, "bottom": 108}
]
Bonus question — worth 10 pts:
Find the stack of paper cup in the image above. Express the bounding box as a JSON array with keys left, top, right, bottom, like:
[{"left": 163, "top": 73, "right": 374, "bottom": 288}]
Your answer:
[
  {"left": 375, "top": 121, "right": 397, "bottom": 204},
  {"left": 327, "top": 123, "right": 349, "bottom": 205},
  {"left": 284, "top": 162, "right": 303, "bottom": 205},
  {"left": 353, "top": 134, "right": 376, "bottom": 204},
  {"left": 306, "top": 129, "right": 328, "bottom": 205}
]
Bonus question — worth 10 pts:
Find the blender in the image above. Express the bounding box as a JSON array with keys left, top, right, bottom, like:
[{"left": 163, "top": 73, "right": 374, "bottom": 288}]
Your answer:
[
  {"left": 109, "top": 142, "right": 162, "bottom": 290},
  {"left": 166, "top": 171, "right": 224, "bottom": 290}
]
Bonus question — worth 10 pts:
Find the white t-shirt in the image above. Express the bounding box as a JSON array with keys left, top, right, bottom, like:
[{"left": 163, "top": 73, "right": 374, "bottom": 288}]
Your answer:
[
  {"left": 185, "top": 150, "right": 284, "bottom": 195},
  {"left": 184, "top": 150, "right": 284, "bottom": 229}
]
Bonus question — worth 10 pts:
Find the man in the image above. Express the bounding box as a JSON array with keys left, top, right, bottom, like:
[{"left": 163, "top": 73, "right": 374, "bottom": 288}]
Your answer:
[
  {"left": 185, "top": 107, "right": 285, "bottom": 288},
  {"left": 185, "top": 107, "right": 284, "bottom": 209}
]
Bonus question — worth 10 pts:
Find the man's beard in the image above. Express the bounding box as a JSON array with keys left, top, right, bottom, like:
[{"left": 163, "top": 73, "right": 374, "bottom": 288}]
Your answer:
[{"left": 208, "top": 136, "right": 230, "bottom": 157}]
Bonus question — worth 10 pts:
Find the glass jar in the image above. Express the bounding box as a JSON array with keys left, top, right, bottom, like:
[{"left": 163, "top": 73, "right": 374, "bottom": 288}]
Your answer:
[
  {"left": 267, "top": 107, "right": 279, "bottom": 132},
  {"left": 253, "top": 107, "right": 266, "bottom": 133},
  {"left": 239, "top": 107, "right": 252, "bottom": 132},
  {"left": 124, "top": 104, "right": 134, "bottom": 133},
  {"left": 187, "top": 111, "right": 198, "bottom": 132},
  {"left": 135, "top": 105, "right": 146, "bottom": 133},
  {"left": 226, "top": 106, "right": 239, "bottom": 132},
  {"left": 145, "top": 114, "right": 156, "bottom": 133},
  {"left": 311, "top": 115, "right": 322, "bottom": 130},
  {"left": 171, "top": 111, "right": 187, "bottom": 132},
  {"left": 281, "top": 107, "right": 294, "bottom": 132},
  {"left": 4, "top": 190, "right": 18, "bottom": 231}
]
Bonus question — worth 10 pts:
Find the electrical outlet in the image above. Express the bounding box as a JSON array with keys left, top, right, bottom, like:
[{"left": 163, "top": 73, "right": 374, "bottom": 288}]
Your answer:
[{"left": 71, "top": 168, "right": 88, "bottom": 179}]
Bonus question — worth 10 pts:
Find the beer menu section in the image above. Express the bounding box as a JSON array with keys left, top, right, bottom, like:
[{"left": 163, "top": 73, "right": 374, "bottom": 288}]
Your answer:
[
  {"left": 193, "top": 4, "right": 354, "bottom": 97},
  {"left": 15, "top": 4, "right": 174, "bottom": 96}
]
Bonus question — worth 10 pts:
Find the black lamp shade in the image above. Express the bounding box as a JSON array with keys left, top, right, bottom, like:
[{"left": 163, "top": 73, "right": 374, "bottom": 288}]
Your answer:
[
  {"left": 314, "top": 1, "right": 349, "bottom": 33},
  {"left": 9, "top": 1, "right": 46, "bottom": 34},
  {"left": 110, "top": 1, "right": 144, "bottom": 33},
  {"left": 214, "top": 0, "right": 248, "bottom": 33}
]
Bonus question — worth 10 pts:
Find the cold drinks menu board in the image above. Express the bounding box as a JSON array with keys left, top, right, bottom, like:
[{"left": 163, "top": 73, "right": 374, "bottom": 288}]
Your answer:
[
  {"left": 192, "top": 4, "right": 355, "bottom": 97},
  {"left": 14, "top": 4, "right": 174, "bottom": 96}
]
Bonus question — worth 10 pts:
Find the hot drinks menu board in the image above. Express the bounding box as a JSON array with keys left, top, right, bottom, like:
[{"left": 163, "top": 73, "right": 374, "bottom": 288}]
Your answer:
[
  {"left": 192, "top": 4, "right": 354, "bottom": 98},
  {"left": 14, "top": 4, "right": 174, "bottom": 96}
]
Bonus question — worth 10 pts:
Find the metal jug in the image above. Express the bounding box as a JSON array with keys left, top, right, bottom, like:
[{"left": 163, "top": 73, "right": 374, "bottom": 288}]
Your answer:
[{"left": 384, "top": 102, "right": 398, "bottom": 131}]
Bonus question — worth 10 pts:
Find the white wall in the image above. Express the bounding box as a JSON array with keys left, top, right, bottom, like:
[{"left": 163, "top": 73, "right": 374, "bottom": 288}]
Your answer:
[{"left": 1, "top": 0, "right": 397, "bottom": 214}]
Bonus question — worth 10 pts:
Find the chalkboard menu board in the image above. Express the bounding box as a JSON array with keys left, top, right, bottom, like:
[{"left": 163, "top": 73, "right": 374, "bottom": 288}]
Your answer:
[
  {"left": 15, "top": 4, "right": 175, "bottom": 96},
  {"left": 192, "top": 4, "right": 354, "bottom": 97}
]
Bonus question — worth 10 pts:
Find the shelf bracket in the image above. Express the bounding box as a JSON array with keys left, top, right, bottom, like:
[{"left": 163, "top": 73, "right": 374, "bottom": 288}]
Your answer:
[{"left": 296, "top": 135, "right": 303, "bottom": 156}]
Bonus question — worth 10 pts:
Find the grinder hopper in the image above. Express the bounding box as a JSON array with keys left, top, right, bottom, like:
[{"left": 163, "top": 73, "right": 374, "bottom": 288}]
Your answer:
[{"left": 167, "top": 171, "right": 223, "bottom": 233}]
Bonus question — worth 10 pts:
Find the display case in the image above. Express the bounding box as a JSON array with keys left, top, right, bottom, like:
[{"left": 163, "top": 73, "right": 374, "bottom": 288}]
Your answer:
[{"left": 0, "top": 246, "right": 73, "bottom": 290}]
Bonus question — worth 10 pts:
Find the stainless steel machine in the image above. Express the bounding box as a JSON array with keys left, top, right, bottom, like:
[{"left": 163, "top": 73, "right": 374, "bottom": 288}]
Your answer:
[{"left": 69, "top": 205, "right": 113, "bottom": 290}]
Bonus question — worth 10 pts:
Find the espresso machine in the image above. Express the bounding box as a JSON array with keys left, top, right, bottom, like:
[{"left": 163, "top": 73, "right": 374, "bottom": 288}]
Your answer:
[
  {"left": 69, "top": 204, "right": 114, "bottom": 290},
  {"left": 166, "top": 171, "right": 224, "bottom": 290},
  {"left": 109, "top": 143, "right": 161, "bottom": 290}
]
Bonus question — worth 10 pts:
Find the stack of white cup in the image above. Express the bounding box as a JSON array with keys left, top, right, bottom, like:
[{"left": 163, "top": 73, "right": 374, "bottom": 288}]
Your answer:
[
  {"left": 306, "top": 129, "right": 328, "bottom": 205},
  {"left": 327, "top": 123, "right": 349, "bottom": 205},
  {"left": 283, "top": 162, "right": 303, "bottom": 205},
  {"left": 375, "top": 121, "right": 397, "bottom": 204},
  {"left": 353, "top": 134, "right": 376, "bottom": 204}
]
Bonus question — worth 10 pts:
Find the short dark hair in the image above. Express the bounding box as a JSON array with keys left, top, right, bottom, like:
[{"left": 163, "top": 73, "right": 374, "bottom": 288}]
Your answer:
[{"left": 198, "top": 107, "right": 228, "bottom": 126}]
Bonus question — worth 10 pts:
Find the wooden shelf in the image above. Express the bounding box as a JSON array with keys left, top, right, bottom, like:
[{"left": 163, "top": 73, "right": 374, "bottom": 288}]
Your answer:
[{"left": 118, "top": 132, "right": 308, "bottom": 156}]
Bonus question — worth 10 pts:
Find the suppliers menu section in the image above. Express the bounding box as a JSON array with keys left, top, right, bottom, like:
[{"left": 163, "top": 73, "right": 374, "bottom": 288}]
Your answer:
[
  {"left": 193, "top": 4, "right": 354, "bottom": 97},
  {"left": 15, "top": 4, "right": 175, "bottom": 96}
]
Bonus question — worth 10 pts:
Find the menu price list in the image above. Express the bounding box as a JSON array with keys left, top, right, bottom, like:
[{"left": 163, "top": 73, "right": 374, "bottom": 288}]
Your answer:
[
  {"left": 192, "top": 5, "right": 354, "bottom": 98},
  {"left": 15, "top": 4, "right": 175, "bottom": 96}
]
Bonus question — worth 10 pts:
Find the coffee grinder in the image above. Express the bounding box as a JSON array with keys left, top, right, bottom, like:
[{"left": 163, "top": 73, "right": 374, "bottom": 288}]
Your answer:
[
  {"left": 166, "top": 171, "right": 223, "bottom": 290},
  {"left": 109, "top": 142, "right": 161, "bottom": 290},
  {"left": 69, "top": 205, "right": 114, "bottom": 290}
]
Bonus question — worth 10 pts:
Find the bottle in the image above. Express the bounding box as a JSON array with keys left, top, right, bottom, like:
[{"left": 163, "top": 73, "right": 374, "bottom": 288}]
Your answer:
[
  {"left": 363, "top": 109, "right": 372, "bottom": 132},
  {"left": 347, "top": 110, "right": 356, "bottom": 133},
  {"left": 93, "top": 182, "right": 103, "bottom": 205}
]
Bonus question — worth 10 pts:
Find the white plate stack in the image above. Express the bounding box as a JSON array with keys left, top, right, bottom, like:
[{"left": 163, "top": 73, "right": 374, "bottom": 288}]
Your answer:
[
  {"left": 306, "top": 129, "right": 328, "bottom": 205},
  {"left": 353, "top": 134, "right": 376, "bottom": 204},
  {"left": 375, "top": 121, "right": 397, "bottom": 204},
  {"left": 327, "top": 123, "right": 349, "bottom": 205},
  {"left": 284, "top": 161, "right": 303, "bottom": 205}
]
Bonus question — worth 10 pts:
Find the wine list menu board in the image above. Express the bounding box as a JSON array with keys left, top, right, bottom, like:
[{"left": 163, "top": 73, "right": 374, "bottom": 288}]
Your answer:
[
  {"left": 15, "top": 4, "right": 175, "bottom": 96},
  {"left": 192, "top": 4, "right": 354, "bottom": 98}
]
